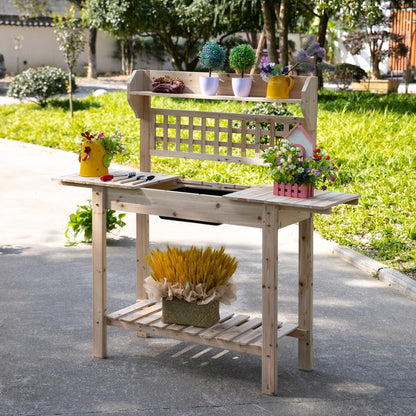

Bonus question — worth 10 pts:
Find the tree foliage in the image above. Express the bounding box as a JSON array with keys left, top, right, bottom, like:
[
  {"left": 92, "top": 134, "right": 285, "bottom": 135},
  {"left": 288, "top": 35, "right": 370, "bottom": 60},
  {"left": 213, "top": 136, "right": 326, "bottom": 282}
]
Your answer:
[
  {"left": 52, "top": 6, "right": 86, "bottom": 116},
  {"left": 84, "top": 0, "right": 262, "bottom": 72},
  {"left": 343, "top": 12, "right": 407, "bottom": 79}
]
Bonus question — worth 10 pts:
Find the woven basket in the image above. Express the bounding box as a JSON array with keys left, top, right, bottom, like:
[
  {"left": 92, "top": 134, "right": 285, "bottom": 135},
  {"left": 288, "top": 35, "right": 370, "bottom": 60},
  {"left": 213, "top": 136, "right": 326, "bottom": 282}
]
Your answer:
[{"left": 162, "top": 297, "right": 220, "bottom": 328}]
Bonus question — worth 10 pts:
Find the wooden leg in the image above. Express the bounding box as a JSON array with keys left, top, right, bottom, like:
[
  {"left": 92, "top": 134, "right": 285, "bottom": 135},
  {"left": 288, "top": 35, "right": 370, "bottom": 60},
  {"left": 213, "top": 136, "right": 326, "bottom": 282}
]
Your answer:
[
  {"left": 262, "top": 205, "right": 279, "bottom": 395},
  {"left": 136, "top": 213, "right": 149, "bottom": 300},
  {"left": 92, "top": 188, "right": 107, "bottom": 358},
  {"left": 136, "top": 213, "right": 149, "bottom": 338},
  {"left": 298, "top": 215, "right": 313, "bottom": 371}
]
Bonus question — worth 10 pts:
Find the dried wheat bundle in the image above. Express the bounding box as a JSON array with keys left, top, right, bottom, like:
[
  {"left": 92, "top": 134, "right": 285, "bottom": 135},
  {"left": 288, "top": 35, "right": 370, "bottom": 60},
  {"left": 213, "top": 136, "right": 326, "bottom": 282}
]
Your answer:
[{"left": 144, "top": 245, "right": 238, "bottom": 304}]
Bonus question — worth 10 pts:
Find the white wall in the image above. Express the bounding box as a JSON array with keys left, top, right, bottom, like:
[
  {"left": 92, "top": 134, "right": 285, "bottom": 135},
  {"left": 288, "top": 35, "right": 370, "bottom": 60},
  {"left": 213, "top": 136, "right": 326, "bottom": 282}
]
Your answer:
[
  {"left": 0, "top": 26, "right": 123, "bottom": 75},
  {"left": 333, "top": 29, "right": 389, "bottom": 76}
]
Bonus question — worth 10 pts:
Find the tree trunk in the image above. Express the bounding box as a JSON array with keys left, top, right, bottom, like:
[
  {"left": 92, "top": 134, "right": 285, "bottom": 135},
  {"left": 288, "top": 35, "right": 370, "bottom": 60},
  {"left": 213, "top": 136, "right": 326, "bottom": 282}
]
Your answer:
[
  {"left": 87, "top": 28, "right": 97, "bottom": 79},
  {"left": 275, "top": 0, "right": 289, "bottom": 68},
  {"left": 260, "top": 0, "right": 279, "bottom": 64},
  {"left": 68, "top": 66, "right": 73, "bottom": 118},
  {"left": 316, "top": 10, "right": 329, "bottom": 89},
  {"left": 251, "top": 25, "right": 266, "bottom": 74}
]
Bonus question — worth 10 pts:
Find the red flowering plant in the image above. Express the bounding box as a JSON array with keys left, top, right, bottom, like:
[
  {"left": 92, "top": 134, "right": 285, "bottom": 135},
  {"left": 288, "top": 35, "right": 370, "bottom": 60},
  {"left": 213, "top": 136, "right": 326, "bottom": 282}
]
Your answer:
[
  {"left": 78, "top": 130, "right": 126, "bottom": 167},
  {"left": 261, "top": 139, "right": 337, "bottom": 190}
]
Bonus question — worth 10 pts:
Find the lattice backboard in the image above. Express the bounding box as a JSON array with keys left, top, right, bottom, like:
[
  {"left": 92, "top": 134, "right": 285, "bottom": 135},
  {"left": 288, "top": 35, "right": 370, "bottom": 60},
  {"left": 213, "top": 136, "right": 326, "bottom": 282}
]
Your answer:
[{"left": 150, "top": 108, "right": 304, "bottom": 165}]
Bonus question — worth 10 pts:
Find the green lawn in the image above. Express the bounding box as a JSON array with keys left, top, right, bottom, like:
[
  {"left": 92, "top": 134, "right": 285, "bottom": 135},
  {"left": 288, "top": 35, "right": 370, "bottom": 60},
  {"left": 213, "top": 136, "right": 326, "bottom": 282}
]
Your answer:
[{"left": 0, "top": 89, "right": 415, "bottom": 279}]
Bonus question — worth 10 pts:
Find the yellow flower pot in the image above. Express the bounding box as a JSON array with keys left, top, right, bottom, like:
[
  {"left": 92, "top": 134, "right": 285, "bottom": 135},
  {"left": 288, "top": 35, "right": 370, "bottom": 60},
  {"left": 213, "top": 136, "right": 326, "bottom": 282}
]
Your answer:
[
  {"left": 79, "top": 140, "right": 109, "bottom": 177},
  {"left": 266, "top": 75, "right": 295, "bottom": 99}
]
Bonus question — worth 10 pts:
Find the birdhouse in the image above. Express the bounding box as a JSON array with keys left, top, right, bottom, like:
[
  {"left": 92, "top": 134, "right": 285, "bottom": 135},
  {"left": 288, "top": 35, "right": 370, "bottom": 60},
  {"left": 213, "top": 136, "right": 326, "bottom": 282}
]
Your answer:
[{"left": 283, "top": 124, "right": 316, "bottom": 159}]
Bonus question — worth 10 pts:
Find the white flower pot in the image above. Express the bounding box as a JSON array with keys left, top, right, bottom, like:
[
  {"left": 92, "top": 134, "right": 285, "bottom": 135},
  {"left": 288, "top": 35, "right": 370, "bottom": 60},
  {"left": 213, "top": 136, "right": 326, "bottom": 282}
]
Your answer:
[
  {"left": 231, "top": 77, "right": 252, "bottom": 97},
  {"left": 199, "top": 76, "right": 219, "bottom": 96}
]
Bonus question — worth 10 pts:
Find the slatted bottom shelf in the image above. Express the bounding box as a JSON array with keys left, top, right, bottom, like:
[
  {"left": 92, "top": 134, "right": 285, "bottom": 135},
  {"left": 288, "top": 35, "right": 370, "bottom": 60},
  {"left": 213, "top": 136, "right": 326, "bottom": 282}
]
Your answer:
[{"left": 106, "top": 299, "right": 298, "bottom": 356}]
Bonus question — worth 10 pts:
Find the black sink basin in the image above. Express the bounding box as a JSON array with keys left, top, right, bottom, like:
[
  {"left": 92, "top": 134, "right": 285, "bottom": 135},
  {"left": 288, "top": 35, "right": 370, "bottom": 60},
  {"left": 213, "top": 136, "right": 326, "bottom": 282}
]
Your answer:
[{"left": 159, "top": 186, "right": 234, "bottom": 225}]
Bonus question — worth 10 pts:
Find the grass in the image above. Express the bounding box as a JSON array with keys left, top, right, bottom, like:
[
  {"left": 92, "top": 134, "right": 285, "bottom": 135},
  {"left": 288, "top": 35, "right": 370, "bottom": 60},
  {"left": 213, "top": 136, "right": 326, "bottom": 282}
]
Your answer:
[{"left": 0, "top": 89, "right": 415, "bottom": 279}]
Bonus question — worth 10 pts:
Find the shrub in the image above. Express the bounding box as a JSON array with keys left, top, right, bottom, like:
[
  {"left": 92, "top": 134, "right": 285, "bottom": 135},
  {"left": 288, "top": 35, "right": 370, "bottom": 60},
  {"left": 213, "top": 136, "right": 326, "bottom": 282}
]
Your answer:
[
  {"left": 238, "top": 102, "right": 295, "bottom": 144},
  {"left": 325, "top": 63, "right": 368, "bottom": 90},
  {"left": 7, "top": 66, "right": 76, "bottom": 107}
]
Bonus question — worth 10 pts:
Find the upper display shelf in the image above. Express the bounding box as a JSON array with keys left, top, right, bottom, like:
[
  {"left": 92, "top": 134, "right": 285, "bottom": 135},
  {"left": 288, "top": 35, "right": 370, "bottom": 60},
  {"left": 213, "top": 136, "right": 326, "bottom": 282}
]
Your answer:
[
  {"left": 127, "top": 70, "right": 316, "bottom": 102},
  {"left": 126, "top": 70, "right": 318, "bottom": 142},
  {"left": 128, "top": 90, "right": 302, "bottom": 104}
]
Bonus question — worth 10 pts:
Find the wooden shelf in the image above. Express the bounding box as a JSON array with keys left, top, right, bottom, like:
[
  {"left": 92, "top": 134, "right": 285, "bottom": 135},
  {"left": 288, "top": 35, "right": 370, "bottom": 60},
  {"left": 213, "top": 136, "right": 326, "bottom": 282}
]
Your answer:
[
  {"left": 107, "top": 299, "right": 298, "bottom": 356},
  {"left": 128, "top": 90, "right": 302, "bottom": 104}
]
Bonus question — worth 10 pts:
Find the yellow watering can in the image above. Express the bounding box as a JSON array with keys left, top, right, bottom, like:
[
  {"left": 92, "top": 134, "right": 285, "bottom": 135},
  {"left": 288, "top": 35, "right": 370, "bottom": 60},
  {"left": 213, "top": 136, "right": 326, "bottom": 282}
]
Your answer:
[
  {"left": 79, "top": 140, "right": 109, "bottom": 177},
  {"left": 266, "top": 75, "right": 295, "bottom": 99}
]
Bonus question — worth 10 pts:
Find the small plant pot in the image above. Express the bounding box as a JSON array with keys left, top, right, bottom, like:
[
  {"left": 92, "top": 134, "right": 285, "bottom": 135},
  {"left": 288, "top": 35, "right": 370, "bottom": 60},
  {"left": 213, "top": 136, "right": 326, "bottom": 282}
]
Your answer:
[
  {"left": 79, "top": 140, "right": 109, "bottom": 177},
  {"left": 199, "top": 76, "right": 219, "bottom": 96},
  {"left": 162, "top": 297, "right": 220, "bottom": 328},
  {"left": 232, "top": 77, "right": 252, "bottom": 97},
  {"left": 273, "top": 182, "right": 314, "bottom": 198}
]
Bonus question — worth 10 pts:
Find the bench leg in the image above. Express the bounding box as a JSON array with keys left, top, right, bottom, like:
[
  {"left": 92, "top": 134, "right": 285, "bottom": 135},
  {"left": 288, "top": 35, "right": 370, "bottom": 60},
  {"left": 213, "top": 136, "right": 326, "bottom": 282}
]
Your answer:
[
  {"left": 298, "top": 216, "right": 313, "bottom": 371},
  {"left": 92, "top": 188, "right": 107, "bottom": 358},
  {"left": 262, "top": 206, "right": 279, "bottom": 395},
  {"left": 136, "top": 213, "right": 150, "bottom": 338}
]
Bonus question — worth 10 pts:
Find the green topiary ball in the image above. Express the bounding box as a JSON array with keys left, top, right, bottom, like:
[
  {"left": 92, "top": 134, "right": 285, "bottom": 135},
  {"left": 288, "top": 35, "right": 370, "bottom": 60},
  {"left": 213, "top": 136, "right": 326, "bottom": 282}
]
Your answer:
[
  {"left": 199, "top": 42, "right": 226, "bottom": 75},
  {"left": 229, "top": 44, "right": 256, "bottom": 76}
]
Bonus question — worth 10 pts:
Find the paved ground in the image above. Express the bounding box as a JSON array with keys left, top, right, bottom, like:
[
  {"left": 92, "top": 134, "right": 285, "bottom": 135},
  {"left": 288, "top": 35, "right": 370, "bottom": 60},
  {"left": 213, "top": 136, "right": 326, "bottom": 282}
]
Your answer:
[{"left": 1, "top": 138, "right": 416, "bottom": 416}]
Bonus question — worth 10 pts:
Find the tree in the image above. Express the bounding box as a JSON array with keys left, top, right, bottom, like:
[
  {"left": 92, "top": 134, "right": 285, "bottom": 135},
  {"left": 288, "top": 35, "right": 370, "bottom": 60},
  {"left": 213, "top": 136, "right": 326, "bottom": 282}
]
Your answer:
[
  {"left": 12, "top": 0, "right": 50, "bottom": 18},
  {"left": 70, "top": 0, "right": 98, "bottom": 78},
  {"left": 344, "top": 12, "right": 407, "bottom": 79},
  {"left": 84, "top": 0, "right": 142, "bottom": 74},
  {"left": 85, "top": 0, "right": 262, "bottom": 72},
  {"left": 53, "top": 6, "right": 86, "bottom": 117}
]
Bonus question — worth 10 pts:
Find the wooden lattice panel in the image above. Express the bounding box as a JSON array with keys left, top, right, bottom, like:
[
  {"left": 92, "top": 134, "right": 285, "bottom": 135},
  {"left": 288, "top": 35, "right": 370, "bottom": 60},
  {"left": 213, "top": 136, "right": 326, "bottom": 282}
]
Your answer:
[{"left": 150, "top": 108, "right": 303, "bottom": 165}]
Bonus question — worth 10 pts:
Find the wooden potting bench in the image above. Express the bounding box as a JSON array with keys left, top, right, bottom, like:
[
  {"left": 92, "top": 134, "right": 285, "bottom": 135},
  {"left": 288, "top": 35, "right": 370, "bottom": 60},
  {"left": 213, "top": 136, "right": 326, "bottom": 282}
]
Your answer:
[{"left": 57, "top": 70, "right": 360, "bottom": 395}]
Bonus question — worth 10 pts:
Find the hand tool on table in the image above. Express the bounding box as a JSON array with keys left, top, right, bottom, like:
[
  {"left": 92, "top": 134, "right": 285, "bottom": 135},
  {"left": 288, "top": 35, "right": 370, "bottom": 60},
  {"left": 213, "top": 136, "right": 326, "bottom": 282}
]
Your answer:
[{"left": 100, "top": 172, "right": 138, "bottom": 182}]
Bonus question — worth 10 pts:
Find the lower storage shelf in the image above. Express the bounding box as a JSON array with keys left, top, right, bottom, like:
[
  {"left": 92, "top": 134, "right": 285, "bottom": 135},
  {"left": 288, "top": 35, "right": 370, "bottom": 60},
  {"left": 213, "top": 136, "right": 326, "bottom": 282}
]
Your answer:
[{"left": 106, "top": 299, "right": 298, "bottom": 356}]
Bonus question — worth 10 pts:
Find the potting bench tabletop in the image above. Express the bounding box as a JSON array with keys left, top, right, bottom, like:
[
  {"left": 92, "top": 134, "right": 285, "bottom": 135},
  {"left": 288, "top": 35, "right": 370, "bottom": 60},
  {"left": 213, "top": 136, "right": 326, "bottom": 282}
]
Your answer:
[{"left": 57, "top": 70, "right": 360, "bottom": 395}]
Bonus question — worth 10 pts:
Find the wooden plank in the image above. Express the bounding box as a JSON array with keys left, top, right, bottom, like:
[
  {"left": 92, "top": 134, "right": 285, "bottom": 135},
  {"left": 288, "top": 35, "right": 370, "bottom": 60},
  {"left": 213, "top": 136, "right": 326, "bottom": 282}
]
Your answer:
[
  {"left": 216, "top": 317, "right": 262, "bottom": 342},
  {"left": 200, "top": 315, "right": 250, "bottom": 339},
  {"left": 233, "top": 325, "right": 263, "bottom": 346},
  {"left": 298, "top": 216, "right": 314, "bottom": 371},
  {"left": 121, "top": 303, "right": 162, "bottom": 323},
  {"left": 135, "top": 311, "right": 165, "bottom": 325},
  {"left": 107, "top": 187, "right": 265, "bottom": 228},
  {"left": 261, "top": 204, "right": 279, "bottom": 395},
  {"left": 91, "top": 188, "right": 108, "bottom": 358},
  {"left": 107, "top": 300, "right": 155, "bottom": 320},
  {"left": 182, "top": 312, "right": 234, "bottom": 335},
  {"left": 129, "top": 90, "right": 303, "bottom": 104},
  {"left": 136, "top": 214, "right": 149, "bottom": 300}
]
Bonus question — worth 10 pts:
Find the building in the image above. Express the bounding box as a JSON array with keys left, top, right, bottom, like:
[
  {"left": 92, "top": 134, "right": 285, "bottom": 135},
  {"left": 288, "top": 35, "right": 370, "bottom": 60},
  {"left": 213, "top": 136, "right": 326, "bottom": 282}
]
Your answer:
[
  {"left": 0, "top": 0, "right": 170, "bottom": 76},
  {"left": 389, "top": 4, "right": 416, "bottom": 75}
]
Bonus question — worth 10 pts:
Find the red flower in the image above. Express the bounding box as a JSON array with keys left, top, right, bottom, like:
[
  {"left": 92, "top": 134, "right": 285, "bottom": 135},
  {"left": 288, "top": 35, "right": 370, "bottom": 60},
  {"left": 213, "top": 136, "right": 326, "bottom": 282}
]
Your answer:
[{"left": 326, "top": 155, "right": 330, "bottom": 160}]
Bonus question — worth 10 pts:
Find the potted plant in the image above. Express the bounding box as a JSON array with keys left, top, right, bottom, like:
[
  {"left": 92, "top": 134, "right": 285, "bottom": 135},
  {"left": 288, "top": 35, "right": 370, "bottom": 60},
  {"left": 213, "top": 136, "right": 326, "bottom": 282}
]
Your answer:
[
  {"left": 144, "top": 245, "right": 238, "bottom": 327},
  {"left": 259, "top": 34, "right": 332, "bottom": 99},
  {"left": 261, "top": 139, "right": 337, "bottom": 198},
  {"left": 78, "top": 130, "right": 126, "bottom": 177},
  {"left": 198, "top": 41, "right": 226, "bottom": 96},
  {"left": 229, "top": 44, "right": 256, "bottom": 97},
  {"left": 151, "top": 75, "right": 185, "bottom": 93}
]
